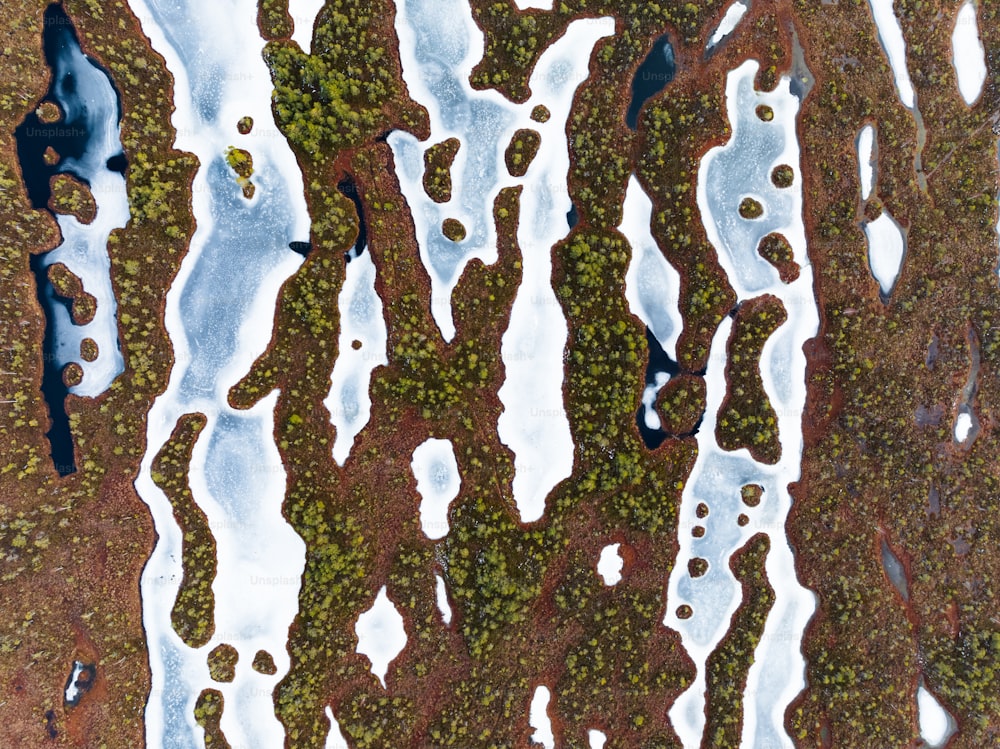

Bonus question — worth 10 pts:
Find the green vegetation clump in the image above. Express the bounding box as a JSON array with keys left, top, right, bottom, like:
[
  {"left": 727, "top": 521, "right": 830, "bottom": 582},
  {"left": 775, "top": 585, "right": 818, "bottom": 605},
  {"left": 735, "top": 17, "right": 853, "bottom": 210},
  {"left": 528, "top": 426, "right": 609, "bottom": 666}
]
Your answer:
[
  {"left": 48, "top": 172, "right": 96, "bottom": 223},
  {"left": 79, "top": 337, "right": 99, "bottom": 362},
  {"left": 441, "top": 218, "right": 466, "bottom": 242},
  {"left": 656, "top": 374, "right": 706, "bottom": 436},
  {"left": 194, "top": 689, "right": 232, "bottom": 749},
  {"left": 738, "top": 196, "right": 764, "bottom": 219},
  {"left": 530, "top": 104, "right": 550, "bottom": 122},
  {"left": 771, "top": 164, "right": 795, "bottom": 188},
  {"left": 702, "top": 533, "right": 775, "bottom": 748},
  {"left": 422, "top": 137, "right": 460, "bottom": 203},
  {"left": 716, "top": 295, "right": 786, "bottom": 464},
  {"left": 688, "top": 557, "right": 708, "bottom": 577},
  {"left": 150, "top": 413, "right": 217, "bottom": 648},
  {"left": 504, "top": 128, "right": 541, "bottom": 177},
  {"left": 756, "top": 232, "right": 799, "bottom": 283},
  {"left": 755, "top": 104, "right": 774, "bottom": 121},
  {"left": 63, "top": 362, "right": 83, "bottom": 388},
  {"left": 740, "top": 484, "right": 763, "bottom": 507},
  {"left": 224, "top": 146, "right": 255, "bottom": 198},
  {"left": 252, "top": 649, "right": 277, "bottom": 675},
  {"left": 237, "top": 116, "right": 253, "bottom": 134},
  {"left": 207, "top": 643, "right": 239, "bottom": 683}
]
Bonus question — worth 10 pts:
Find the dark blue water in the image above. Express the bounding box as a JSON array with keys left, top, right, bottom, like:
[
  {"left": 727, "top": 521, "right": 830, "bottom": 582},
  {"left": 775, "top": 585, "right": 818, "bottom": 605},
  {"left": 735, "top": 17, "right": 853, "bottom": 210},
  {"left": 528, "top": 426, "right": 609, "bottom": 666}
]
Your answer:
[
  {"left": 15, "top": 4, "right": 124, "bottom": 476},
  {"left": 636, "top": 327, "right": 680, "bottom": 449},
  {"left": 338, "top": 175, "right": 367, "bottom": 261},
  {"left": 566, "top": 202, "right": 579, "bottom": 230},
  {"left": 626, "top": 36, "right": 675, "bottom": 130}
]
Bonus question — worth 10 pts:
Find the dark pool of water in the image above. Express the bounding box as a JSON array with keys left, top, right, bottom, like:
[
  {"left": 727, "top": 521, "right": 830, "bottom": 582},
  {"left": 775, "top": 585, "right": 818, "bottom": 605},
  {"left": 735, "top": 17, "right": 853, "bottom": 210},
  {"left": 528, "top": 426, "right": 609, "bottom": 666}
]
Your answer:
[
  {"left": 339, "top": 175, "right": 368, "bottom": 261},
  {"left": 566, "top": 202, "right": 579, "bottom": 230},
  {"left": 626, "top": 36, "right": 675, "bottom": 131},
  {"left": 636, "top": 327, "right": 680, "bottom": 449}
]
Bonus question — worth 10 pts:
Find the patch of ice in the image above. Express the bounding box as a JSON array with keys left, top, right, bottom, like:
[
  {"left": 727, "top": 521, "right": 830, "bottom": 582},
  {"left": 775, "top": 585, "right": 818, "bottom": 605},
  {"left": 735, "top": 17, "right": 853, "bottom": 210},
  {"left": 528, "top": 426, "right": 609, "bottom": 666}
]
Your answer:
[
  {"left": 622, "top": 175, "right": 684, "bottom": 358},
  {"left": 954, "top": 411, "right": 973, "bottom": 442},
  {"left": 867, "top": 0, "right": 916, "bottom": 109},
  {"left": 588, "top": 729, "right": 607, "bottom": 749},
  {"left": 857, "top": 125, "right": 876, "bottom": 201},
  {"left": 597, "top": 544, "right": 624, "bottom": 586},
  {"left": 355, "top": 587, "right": 407, "bottom": 688},
  {"left": 325, "top": 250, "right": 388, "bottom": 466},
  {"left": 411, "top": 438, "right": 461, "bottom": 539},
  {"left": 707, "top": 1, "right": 749, "bottom": 50},
  {"left": 529, "top": 685, "right": 555, "bottom": 749},
  {"left": 513, "top": 0, "right": 553, "bottom": 8},
  {"left": 917, "top": 683, "right": 954, "bottom": 747},
  {"left": 951, "top": 1, "right": 987, "bottom": 106},
  {"left": 864, "top": 212, "right": 907, "bottom": 298},
  {"left": 324, "top": 706, "right": 349, "bottom": 749},
  {"left": 434, "top": 574, "right": 453, "bottom": 625},
  {"left": 288, "top": 0, "right": 324, "bottom": 53},
  {"left": 64, "top": 661, "right": 85, "bottom": 704}
]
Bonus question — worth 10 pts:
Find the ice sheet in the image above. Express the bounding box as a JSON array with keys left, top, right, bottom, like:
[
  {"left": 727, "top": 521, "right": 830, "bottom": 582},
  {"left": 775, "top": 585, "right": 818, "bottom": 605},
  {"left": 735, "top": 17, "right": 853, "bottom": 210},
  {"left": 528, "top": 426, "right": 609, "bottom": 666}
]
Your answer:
[
  {"left": 529, "top": 685, "right": 555, "bottom": 749},
  {"left": 666, "top": 60, "right": 818, "bottom": 749},
  {"left": 411, "top": 438, "right": 461, "bottom": 539},
  {"left": 355, "top": 587, "right": 408, "bottom": 688},
  {"left": 597, "top": 544, "right": 624, "bottom": 586},
  {"left": 857, "top": 125, "right": 876, "bottom": 201},
  {"left": 951, "top": 1, "right": 986, "bottom": 106},
  {"left": 37, "top": 29, "right": 127, "bottom": 397},
  {"left": 917, "top": 683, "right": 954, "bottom": 747},
  {"left": 868, "top": 0, "right": 916, "bottom": 109},
  {"left": 325, "top": 250, "right": 388, "bottom": 465},
  {"left": 864, "top": 212, "right": 906, "bottom": 298},
  {"left": 127, "top": 0, "right": 312, "bottom": 746},
  {"left": 289, "top": 0, "right": 324, "bottom": 53},
  {"left": 707, "top": 1, "right": 749, "bottom": 50}
]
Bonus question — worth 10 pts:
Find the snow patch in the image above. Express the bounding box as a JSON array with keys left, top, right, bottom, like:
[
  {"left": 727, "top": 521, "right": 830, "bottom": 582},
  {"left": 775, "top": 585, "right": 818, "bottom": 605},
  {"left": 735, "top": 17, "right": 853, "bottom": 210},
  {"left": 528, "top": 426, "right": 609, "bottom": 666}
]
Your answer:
[
  {"left": 864, "top": 212, "right": 907, "bottom": 298},
  {"left": 411, "top": 438, "right": 461, "bottom": 539},
  {"left": 951, "top": 1, "right": 987, "bottom": 106},
  {"left": 588, "top": 729, "right": 607, "bottom": 749},
  {"left": 917, "top": 683, "right": 954, "bottom": 747},
  {"left": 435, "top": 574, "right": 453, "bottom": 626},
  {"left": 355, "top": 587, "right": 407, "bottom": 688},
  {"left": 868, "top": 0, "right": 916, "bottom": 109},
  {"left": 597, "top": 544, "right": 624, "bottom": 586},
  {"left": 529, "top": 686, "right": 555, "bottom": 749},
  {"left": 288, "top": 0, "right": 324, "bottom": 53},
  {"left": 324, "top": 706, "right": 349, "bottom": 749},
  {"left": 707, "top": 1, "right": 749, "bottom": 50},
  {"left": 325, "top": 250, "right": 388, "bottom": 466},
  {"left": 857, "top": 125, "right": 876, "bottom": 201}
]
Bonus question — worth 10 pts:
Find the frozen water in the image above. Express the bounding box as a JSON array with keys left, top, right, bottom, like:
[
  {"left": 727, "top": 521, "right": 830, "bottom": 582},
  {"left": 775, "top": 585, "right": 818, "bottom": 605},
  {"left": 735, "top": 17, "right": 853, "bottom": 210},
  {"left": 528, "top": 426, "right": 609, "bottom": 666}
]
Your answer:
[
  {"left": 127, "top": 0, "right": 311, "bottom": 746},
  {"left": 864, "top": 212, "right": 906, "bottom": 298},
  {"left": 954, "top": 411, "right": 973, "bottom": 442},
  {"left": 435, "top": 573, "right": 453, "bottom": 625},
  {"left": 325, "top": 250, "right": 388, "bottom": 466},
  {"left": 355, "top": 587, "right": 407, "bottom": 688},
  {"left": 597, "top": 544, "right": 624, "bottom": 586},
  {"left": 857, "top": 125, "right": 876, "bottom": 201},
  {"left": 917, "top": 683, "right": 954, "bottom": 747},
  {"left": 667, "top": 60, "right": 818, "bottom": 749},
  {"left": 588, "top": 729, "right": 607, "bottom": 749},
  {"left": 707, "top": 1, "right": 749, "bottom": 50},
  {"left": 324, "top": 706, "right": 349, "bottom": 749},
  {"left": 868, "top": 0, "right": 916, "bottom": 109},
  {"left": 289, "top": 0, "right": 324, "bottom": 53},
  {"left": 622, "top": 176, "right": 683, "bottom": 359},
  {"left": 951, "top": 1, "right": 986, "bottom": 106},
  {"left": 529, "top": 685, "right": 555, "bottom": 749},
  {"left": 411, "top": 438, "right": 461, "bottom": 539}
]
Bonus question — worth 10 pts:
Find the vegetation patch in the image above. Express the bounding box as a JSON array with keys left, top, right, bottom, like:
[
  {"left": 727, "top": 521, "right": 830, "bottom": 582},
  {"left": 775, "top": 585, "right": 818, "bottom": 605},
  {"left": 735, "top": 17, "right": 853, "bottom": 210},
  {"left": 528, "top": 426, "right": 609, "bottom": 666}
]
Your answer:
[
  {"left": 422, "top": 137, "right": 460, "bottom": 204},
  {"left": 194, "top": 689, "right": 232, "bottom": 749},
  {"left": 756, "top": 231, "right": 799, "bottom": 283},
  {"left": 716, "top": 294, "right": 786, "bottom": 464},
  {"left": 207, "top": 643, "right": 239, "bottom": 683},
  {"left": 48, "top": 173, "right": 96, "bottom": 223},
  {"left": 504, "top": 128, "right": 541, "bottom": 178}
]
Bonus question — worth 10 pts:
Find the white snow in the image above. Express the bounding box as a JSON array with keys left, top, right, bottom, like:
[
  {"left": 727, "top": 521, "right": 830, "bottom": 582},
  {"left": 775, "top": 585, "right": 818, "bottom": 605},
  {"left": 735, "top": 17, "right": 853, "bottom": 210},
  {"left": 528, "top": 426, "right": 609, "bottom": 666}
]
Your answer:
[
  {"left": 597, "top": 544, "right": 624, "bottom": 586},
  {"left": 707, "top": 1, "right": 749, "bottom": 50},
  {"left": 64, "top": 661, "right": 85, "bottom": 704},
  {"left": 868, "top": 0, "right": 916, "bottom": 109},
  {"left": 529, "top": 685, "right": 555, "bottom": 749},
  {"left": 864, "top": 212, "right": 907, "bottom": 298},
  {"left": 917, "top": 683, "right": 954, "bottom": 747},
  {"left": 392, "top": 0, "right": 611, "bottom": 523},
  {"left": 641, "top": 371, "right": 671, "bottom": 430},
  {"left": 667, "top": 60, "right": 818, "bottom": 749},
  {"left": 588, "top": 729, "right": 607, "bottom": 749},
  {"left": 434, "top": 573, "right": 453, "bottom": 625},
  {"left": 288, "top": 0, "right": 324, "bottom": 53},
  {"left": 355, "top": 587, "right": 407, "bottom": 688},
  {"left": 411, "top": 438, "right": 461, "bottom": 539},
  {"left": 127, "top": 0, "right": 312, "bottom": 745},
  {"left": 325, "top": 250, "right": 389, "bottom": 466},
  {"left": 513, "top": 0, "right": 553, "bottom": 8},
  {"left": 622, "top": 176, "right": 684, "bottom": 359},
  {"left": 324, "top": 706, "right": 349, "bottom": 749},
  {"left": 954, "top": 411, "right": 973, "bottom": 442},
  {"left": 857, "top": 125, "right": 876, "bottom": 201},
  {"left": 951, "top": 1, "right": 987, "bottom": 106}
]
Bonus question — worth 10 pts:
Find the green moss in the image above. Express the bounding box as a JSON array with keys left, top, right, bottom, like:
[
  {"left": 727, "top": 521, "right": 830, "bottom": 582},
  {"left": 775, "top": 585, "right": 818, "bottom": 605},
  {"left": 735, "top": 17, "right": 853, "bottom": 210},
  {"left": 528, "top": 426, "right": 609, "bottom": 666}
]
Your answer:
[
  {"left": 442, "top": 217, "right": 467, "bottom": 242},
  {"left": 422, "top": 137, "right": 460, "bottom": 204},
  {"left": 207, "top": 643, "right": 239, "bottom": 683},
  {"left": 756, "top": 232, "right": 800, "bottom": 283},
  {"left": 504, "top": 128, "right": 541, "bottom": 178},
  {"left": 194, "top": 689, "right": 232, "bottom": 749},
  {"left": 738, "top": 196, "right": 764, "bottom": 219}
]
